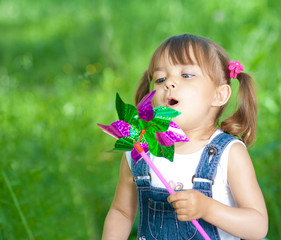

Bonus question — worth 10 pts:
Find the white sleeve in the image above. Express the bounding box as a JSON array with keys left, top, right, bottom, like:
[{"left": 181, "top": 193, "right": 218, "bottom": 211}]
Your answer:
[
  {"left": 220, "top": 140, "right": 246, "bottom": 185},
  {"left": 125, "top": 151, "right": 132, "bottom": 170}
]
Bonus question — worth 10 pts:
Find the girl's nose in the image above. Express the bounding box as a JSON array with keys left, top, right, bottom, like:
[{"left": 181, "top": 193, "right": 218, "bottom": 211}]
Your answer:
[{"left": 164, "top": 79, "right": 176, "bottom": 90}]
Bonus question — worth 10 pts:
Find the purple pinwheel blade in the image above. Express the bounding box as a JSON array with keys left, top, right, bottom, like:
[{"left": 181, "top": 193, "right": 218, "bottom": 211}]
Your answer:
[
  {"left": 137, "top": 90, "right": 156, "bottom": 122},
  {"left": 155, "top": 121, "right": 189, "bottom": 147},
  {"left": 131, "top": 143, "right": 149, "bottom": 165},
  {"left": 97, "top": 120, "right": 131, "bottom": 139}
]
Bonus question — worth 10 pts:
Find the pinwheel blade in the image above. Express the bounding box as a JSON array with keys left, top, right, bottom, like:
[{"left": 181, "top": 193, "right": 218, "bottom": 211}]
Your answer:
[
  {"left": 148, "top": 136, "right": 174, "bottom": 162},
  {"left": 137, "top": 90, "right": 155, "bottom": 122},
  {"left": 155, "top": 121, "right": 189, "bottom": 147},
  {"left": 148, "top": 106, "right": 181, "bottom": 132},
  {"left": 116, "top": 93, "right": 138, "bottom": 125},
  {"left": 114, "top": 137, "right": 135, "bottom": 151},
  {"left": 131, "top": 143, "right": 149, "bottom": 165},
  {"left": 97, "top": 120, "right": 131, "bottom": 139}
]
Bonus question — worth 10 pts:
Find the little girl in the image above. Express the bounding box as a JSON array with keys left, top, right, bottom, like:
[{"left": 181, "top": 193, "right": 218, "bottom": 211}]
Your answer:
[{"left": 102, "top": 34, "right": 268, "bottom": 240}]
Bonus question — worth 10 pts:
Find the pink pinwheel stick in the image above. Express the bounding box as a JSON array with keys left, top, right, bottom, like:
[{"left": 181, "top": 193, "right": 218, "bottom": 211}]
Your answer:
[{"left": 134, "top": 142, "right": 211, "bottom": 240}]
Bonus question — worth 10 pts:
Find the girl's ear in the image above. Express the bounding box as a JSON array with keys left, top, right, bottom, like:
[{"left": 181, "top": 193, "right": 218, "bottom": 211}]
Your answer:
[{"left": 212, "top": 84, "right": 231, "bottom": 107}]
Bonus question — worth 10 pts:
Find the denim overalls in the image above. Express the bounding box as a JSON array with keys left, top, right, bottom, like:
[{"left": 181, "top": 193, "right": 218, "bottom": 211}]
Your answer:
[{"left": 131, "top": 132, "right": 236, "bottom": 240}]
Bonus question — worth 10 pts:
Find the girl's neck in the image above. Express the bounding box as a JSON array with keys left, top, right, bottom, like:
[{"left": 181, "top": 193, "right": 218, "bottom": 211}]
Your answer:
[{"left": 175, "top": 125, "right": 217, "bottom": 154}]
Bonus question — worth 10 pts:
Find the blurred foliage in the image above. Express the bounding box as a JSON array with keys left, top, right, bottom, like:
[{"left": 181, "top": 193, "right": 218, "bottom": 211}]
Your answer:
[{"left": 0, "top": 0, "right": 280, "bottom": 239}]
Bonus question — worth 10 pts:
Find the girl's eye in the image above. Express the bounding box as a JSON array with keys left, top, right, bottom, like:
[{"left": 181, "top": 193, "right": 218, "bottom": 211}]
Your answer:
[
  {"left": 182, "top": 73, "right": 194, "bottom": 78},
  {"left": 155, "top": 78, "right": 166, "bottom": 83}
]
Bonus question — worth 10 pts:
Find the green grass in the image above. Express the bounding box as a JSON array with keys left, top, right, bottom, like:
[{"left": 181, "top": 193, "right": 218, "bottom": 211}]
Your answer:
[{"left": 0, "top": 0, "right": 280, "bottom": 239}]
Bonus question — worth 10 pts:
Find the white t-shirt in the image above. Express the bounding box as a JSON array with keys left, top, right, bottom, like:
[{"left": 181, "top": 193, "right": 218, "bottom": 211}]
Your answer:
[{"left": 126, "top": 130, "right": 245, "bottom": 240}]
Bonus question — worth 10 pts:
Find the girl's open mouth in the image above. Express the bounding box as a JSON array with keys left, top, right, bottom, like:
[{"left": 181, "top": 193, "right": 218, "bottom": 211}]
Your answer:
[{"left": 167, "top": 98, "right": 179, "bottom": 107}]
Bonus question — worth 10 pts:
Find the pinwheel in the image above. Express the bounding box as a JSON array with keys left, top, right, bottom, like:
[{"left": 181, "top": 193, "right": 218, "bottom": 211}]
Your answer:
[
  {"left": 97, "top": 90, "right": 187, "bottom": 164},
  {"left": 97, "top": 90, "right": 211, "bottom": 240}
]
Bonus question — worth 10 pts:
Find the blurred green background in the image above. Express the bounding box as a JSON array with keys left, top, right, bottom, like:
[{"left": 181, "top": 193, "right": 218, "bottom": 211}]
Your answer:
[{"left": 0, "top": 0, "right": 280, "bottom": 239}]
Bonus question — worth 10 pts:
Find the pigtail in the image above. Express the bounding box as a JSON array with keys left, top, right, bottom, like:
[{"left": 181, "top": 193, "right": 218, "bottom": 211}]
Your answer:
[
  {"left": 221, "top": 72, "right": 257, "bottom": 147},
  {"left": 135, "top": 70, "right": 152, "bottom": 105}
]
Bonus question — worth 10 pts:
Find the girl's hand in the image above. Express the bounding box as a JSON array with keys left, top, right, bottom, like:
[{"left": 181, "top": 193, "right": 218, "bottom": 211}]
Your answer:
[{"left": 167, "top": 190, "right": 210, "bottom": 222}]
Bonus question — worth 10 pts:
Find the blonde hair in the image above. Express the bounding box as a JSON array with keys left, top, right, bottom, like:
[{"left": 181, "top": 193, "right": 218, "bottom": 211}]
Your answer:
[{"left": 135, "top": 34, "right": 257, "bottom": 146}]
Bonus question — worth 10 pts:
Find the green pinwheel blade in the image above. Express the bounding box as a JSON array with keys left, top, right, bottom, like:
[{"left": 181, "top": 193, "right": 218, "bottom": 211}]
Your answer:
[
  {"left": 149, "top": 106, "right": 181, "bottom": 132},
  {"left": 146, "top": 136, "right": 161, "bottom": 156},
  {"left": 149, "top": 143, "right": 174, "bottom": 162},
  {"left": 114, "top": 137, "right": 135, "bottom": 151},
  {"left": 159, "top": 145, "right": 174, "bottom": 162},
  {"left": 137, "top": 118, "right": 151, "bottom": 132},
  {"left": 116, "top": 93, "right": 138, "bottom": 125},
  {"left": 144, "top": 129, "right": 175, "bottom": 162},
  {"left": 154, "top": 106, "right": 181, "bottom": 121}
]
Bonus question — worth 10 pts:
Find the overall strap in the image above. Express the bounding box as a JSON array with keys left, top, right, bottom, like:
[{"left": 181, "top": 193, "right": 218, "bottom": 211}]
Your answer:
[
  {"left": 131, "top": 152, "right": 150, "bottom": 187},
  {"left": 193, "top": 132, "right": 236, "bottom": 194}
]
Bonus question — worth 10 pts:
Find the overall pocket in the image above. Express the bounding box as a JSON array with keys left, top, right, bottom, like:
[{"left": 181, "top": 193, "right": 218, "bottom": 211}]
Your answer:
[{"left": 147, "top": 198, "right": 197, "bottom": 240}]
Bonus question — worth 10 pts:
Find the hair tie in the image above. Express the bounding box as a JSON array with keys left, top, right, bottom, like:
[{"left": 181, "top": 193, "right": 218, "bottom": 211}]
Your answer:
[{"left": 228, "top": 61, "right": 244, "bottom": 79}]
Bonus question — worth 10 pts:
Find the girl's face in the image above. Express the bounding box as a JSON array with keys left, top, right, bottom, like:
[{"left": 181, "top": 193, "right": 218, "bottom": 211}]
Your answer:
[{"left": 152, "top": 51, "right": 219, "bottom": 133}]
